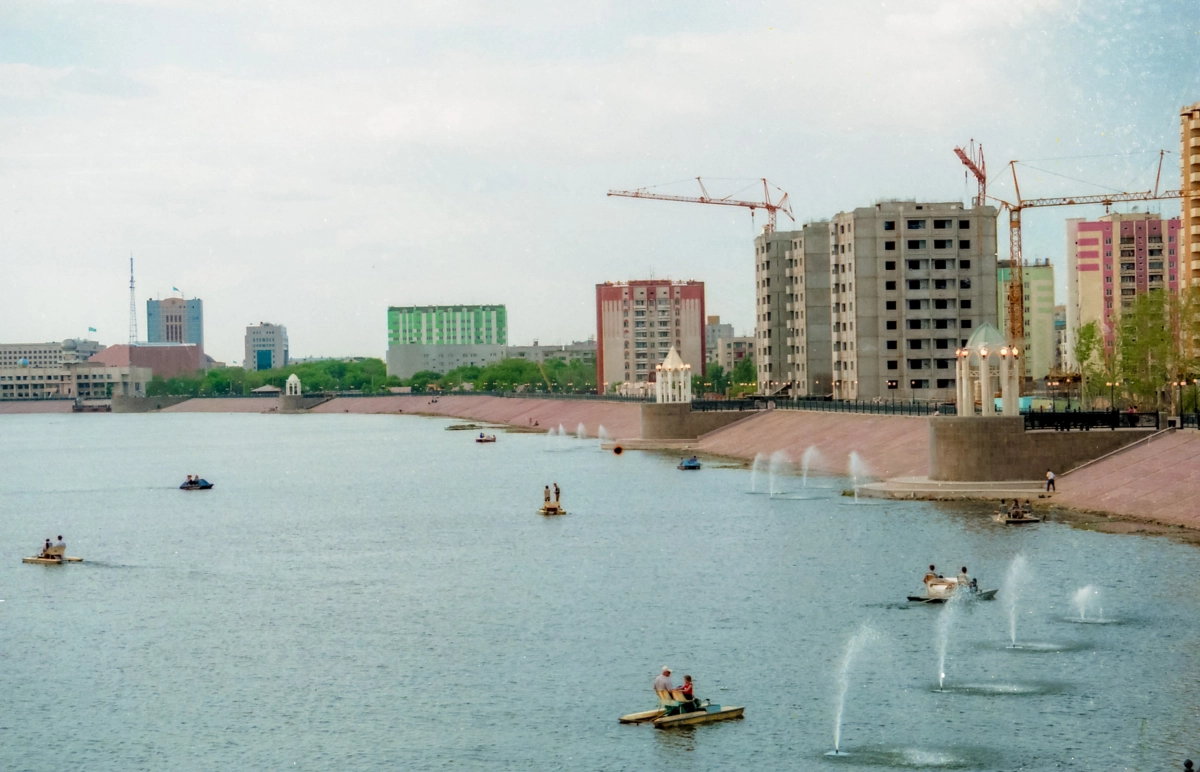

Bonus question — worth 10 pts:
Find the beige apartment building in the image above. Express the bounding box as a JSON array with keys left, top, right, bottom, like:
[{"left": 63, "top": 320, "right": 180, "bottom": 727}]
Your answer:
[
  {"left": 1182, "top": 102, "right": 1200, "bottom": 287},
  {"left": 715, "top": 336, "right": 753, "bottom": 373},
  {"left": 596, "top": 280, "right": 705, "bottom": 390},
  {"left": 998, "top": 259, "right": 1056, "bottom": 382}
]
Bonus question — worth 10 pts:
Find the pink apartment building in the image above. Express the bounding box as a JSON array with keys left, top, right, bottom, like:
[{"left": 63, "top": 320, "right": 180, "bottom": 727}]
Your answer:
[{"left": 1066, "top": 212, "right": 1180, "bottom": 364}]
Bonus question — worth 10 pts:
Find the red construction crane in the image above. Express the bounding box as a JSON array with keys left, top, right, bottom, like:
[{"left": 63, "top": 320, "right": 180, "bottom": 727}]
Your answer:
[
  {"left": 607, "top": 177, "right": 794, "bottom": 233},
  {"left": 954, "top": 140, "right": 987, "bottom": 208}
]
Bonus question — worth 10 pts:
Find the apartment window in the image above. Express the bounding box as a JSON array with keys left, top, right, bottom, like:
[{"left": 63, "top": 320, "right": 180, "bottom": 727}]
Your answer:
[
  {"left": 886, "top": 320, "right": 898, "bottom": 330},
  {"left": 906, "top": 219, "right": 926, "bottom": 230},
  {"left": 907, "top": 280, "right": 925, "bottom": 290},
  {"left": 911, "top": 379, "right": 930, "bottom": 389},
  {"left": 907, "top": 300, "right": 922, "bottom": 310},
  {"left": 958, "top": 240, "right": 971, "bottom": 249},
  {"left": 884, "top": 261, "right": 897, "bottom": 272},
  {"left": 960, "top": 299, "right": 972, "bottom": 309},
  {"left": 887, "top": 379, "right": 899, "bottom": 390},
  {"left": 934, "top": 219, "right": 952, "bottom": 229},
  {"left": 907, "top": 240, "right": 926, "bottom": 249},
  {"left": 907, "top": 359, "right": 926, "bottom": 370},
  {"left": 907, "top": 339, "right": 924, "bottom": 350},
  {"left": 1149, "top": 261, "right": 1164, "bottom": 270},
  {"left": 1121, "top": 262, "right": 1136, "bottom": 271},
  {"left": 884, "top": 221, "right": 896, "bottom": 231},
  {"left": 886, "top": 340, "right": 898, "bottom": 350},
  {"left": 960, "top": 279, "right": 972, "bottom": 289},
  {"left": 933, "top": 279, "right": 948, "bottom": 290},
  {"left": 961, "top": 319, "right": 973, "bottom": 328},
  {"left": 906, "top": 319, "right": 924, "bottom": 330},
  {"left": 958, "top": 220, "right": 970, "bottom": 229},
  {"left": 906, "top": 260, "right": 921, "bottom": 270},
  {"left": 934, "top": 298, "right": 955, "bottom": 309},
  {"left": 960, "top": 260, "right": 971, "bottom": 269},
  {"left": 935, "top": 339, "right": 950, "bottom": 349},
  {"left": 885, "top": 280, "right": 897, "bottom": 290},
  {"left": 885, "top": 241, "right": 896, "bottom": 251},
  {"left": 934, "top": 239, "right": 952, "bottom": 249},
  {"left": 886, "top": 301, "right": 897, "bottom": 310}
]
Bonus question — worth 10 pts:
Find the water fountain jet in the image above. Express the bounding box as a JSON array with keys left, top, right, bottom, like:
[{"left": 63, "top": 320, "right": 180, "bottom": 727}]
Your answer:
[
  {"left": 847, "top": 452, "right": 871, "bottom": 503},
  {"left": 1003, "top": 555, "right": 1029, "bottom": 647},
  {"left": 750, "top": 453, "right": 767, "bottom": 493},
  {"left": 576, "top": 423, "right": 586, "bottom": 440},
  {"left": 832, "top": 625, "right": 877, "bottom": 755},
  {"left": 768, "top": 450, "right": 792, "bottom": 497},
  {"left": 800, "top": 445, "right": 822, "bottom": 488},
  {"left": 934, "top": 596, "right": 962, "bottom": 690},
  {"left": 1072, "top": 585, "right": 1102, "bottom": 622}
]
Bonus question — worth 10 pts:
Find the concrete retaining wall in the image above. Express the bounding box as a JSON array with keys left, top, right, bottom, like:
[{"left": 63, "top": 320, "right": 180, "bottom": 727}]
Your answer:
[
  {"left": 159, "top": 398, "right": 280, "bottom": 413},
  {"left": 0, "top": 400, "right": 75, "bottom": 414},
  {"left": 929, "top": 416, "right": 1155, "bottom": 481},
  {"left": 639, "top": 403, "right": 756, "bottom": 440},
  {"left": 112, "top": 396, "right": 192, "bottom": 413}
]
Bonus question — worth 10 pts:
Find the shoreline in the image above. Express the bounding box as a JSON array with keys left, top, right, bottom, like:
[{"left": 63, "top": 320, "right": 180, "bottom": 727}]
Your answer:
[{"left": 4, "top": 395, "right": 1197, "bottom": 536}]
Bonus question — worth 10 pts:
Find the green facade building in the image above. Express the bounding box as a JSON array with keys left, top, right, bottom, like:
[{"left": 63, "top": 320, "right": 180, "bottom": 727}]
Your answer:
[{"left": 387, "top": 305, "right": 508, "bottom": 347}]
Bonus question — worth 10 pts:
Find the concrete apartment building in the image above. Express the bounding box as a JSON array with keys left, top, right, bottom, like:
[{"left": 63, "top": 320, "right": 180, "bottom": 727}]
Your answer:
[
  {"left": 147, "top": 297, "right": 204, "bottom": 348},
  {"left": 753, "top": 229, "right": 793, "bottom": 394},
  {"left": 245, "top": 323, "right": 289, "bottom": 371},
  {"left": 782, "top": 224, "right": 833, "bottom": 396},
  {"left": 386, "top": 304, "right": 508, "bottom": 379},
  {"left": 0, "top": 339, "right": 104, "bottom": 368},
  {"left": 507, "top": 339, "right": 596, "bottom": 365},
  {"left": 0, "top": 361, "right": 152, "bottom": 400},
  {"left": 998, "top": 259, "right": 1056, "bottom": 382},
  {"left": 1065, "top": 212, "right": 1180, "bottom": 365},
  {"left": 705, "top": 316, "right": 734, "bottom": 363},
  {"left": 596, "top": 280, "right": 705, "bottom": 391},
  {"left": 1182, "top": 102, "right": 1200, "bottom": 286},
  {"left": 716, "top": 336, "right": 753, "bottom": 373},
  {"left": 826, "top": 202, "right": 998, "bottom": 401}
]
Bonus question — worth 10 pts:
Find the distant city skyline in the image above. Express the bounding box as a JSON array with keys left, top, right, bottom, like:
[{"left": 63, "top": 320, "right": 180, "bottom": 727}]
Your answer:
[{"left": 0, "top": 1, "right": 1196, "bottom": 362}]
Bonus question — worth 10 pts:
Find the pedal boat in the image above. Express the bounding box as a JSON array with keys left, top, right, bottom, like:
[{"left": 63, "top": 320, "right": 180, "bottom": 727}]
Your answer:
[
  {"left": 475, "top": 435, "right": 497, "bottom": 443},
  {"left": 993, "top": 512, "right": 1041, "bottom": 524},
  {"left": 620, "top": 691, "right": 744, "bottom": 729},
  {"left": 180, "top": 481, "right": 214, "bottom": 490},
  {"left": 908, "top": 576, "right": 997, "bottom": 604},
  {"left": 538, "top": 501, "right": 566, "bottom": 516},
  {"left": 24, "top": 546, "right": 81, "bottom": 565},
  {"left": 677, "top": 459, "right": 702, "bottom": 471}
]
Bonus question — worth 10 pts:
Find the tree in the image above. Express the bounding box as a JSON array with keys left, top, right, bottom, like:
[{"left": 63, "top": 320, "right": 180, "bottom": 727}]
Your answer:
[
  {"left": 407, "top": 370, "right": 443, "bottom": 393},
  {"left": 1074, "top": 321, "right": 1101, "bottom": 409},
  {"left": 1115, "top": 290, "right": 1173, "bottom": 410},
  {"left": 703, "top": 363, "right": 730, "bottom": 395},
  {"left": 730, "top": 356, "right": 756, "bottom": 394}
]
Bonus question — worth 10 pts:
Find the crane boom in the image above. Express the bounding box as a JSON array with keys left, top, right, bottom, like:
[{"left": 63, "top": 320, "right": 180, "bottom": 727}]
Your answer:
[{"left": 607, "top": 177, "right": 794, "bottom": 232}]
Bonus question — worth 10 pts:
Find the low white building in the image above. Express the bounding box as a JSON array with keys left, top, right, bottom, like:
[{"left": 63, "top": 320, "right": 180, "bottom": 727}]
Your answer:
[{"left": 0, "top": 361, "right": 152, "bottom": 400}]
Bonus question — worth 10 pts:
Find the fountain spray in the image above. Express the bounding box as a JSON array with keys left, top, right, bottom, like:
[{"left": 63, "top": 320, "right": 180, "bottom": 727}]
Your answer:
[
  {"left": 1003, "top": 554, "right": 1029, "bottom": 647},
  {"left": 831, "top": 625, "right": 877, "bottom": 755}
]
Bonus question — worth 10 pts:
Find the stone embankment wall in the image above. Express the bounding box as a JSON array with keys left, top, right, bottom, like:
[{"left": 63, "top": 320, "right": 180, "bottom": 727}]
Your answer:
[
  {"left": 311, "top": 396, "right": 643, "bottom": 439},
  {"left": 112, "top": 396, "right": 192, "bottom": 413},
  {"left": 696, "top": 410, "right": 932, "bottom": 480},
  {"left": 0, "top": 400, "right": 74, "bottom": 414},
  {"left": 1057, "top": 430, "right": 1200, "bottom": 528},
  {"left": 639, "top": 403, "right": 757, "bottom": 440},
  {"left": 159, "top": 397, "right": 281, "bottom": 413},
  {"left": 929, "top": 416, "right": 1156, "bottom": 481}
]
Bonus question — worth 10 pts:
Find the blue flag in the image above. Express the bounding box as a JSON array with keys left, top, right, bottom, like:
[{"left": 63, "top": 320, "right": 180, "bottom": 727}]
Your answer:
[
  {"left": 172, "top": 286, "right": 180, "bottom": 292},
  {"left": 88, "top": 327, "right": 97, "bottom": 332}
]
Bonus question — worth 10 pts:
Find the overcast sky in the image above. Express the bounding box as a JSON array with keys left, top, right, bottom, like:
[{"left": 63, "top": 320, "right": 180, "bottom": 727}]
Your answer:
[{"left": 1, "top": 0, "right": 1197, "bottom": 363}]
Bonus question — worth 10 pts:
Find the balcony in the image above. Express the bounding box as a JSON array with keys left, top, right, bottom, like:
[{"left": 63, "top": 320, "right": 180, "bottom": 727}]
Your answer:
[{"left": 1192, "top": 137, "right": 1200, "bottom": 148}]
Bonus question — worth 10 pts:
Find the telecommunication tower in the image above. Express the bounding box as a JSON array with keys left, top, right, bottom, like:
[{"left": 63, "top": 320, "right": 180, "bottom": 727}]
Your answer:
[{"left": 128, "top": 255, "right": 138, "bottom": 345}]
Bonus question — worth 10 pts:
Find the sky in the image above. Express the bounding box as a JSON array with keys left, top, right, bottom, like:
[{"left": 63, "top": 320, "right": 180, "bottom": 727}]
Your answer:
[{"left": 1, "top": 0, "right": 1197, "bottom": 363}]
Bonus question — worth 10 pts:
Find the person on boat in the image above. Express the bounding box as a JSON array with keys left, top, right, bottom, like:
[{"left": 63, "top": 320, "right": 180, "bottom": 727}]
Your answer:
[
  {"left": 1009, "top": 499, "right": 1023, "bottom": 518},
  {"left": 689, "top": 456, "right": 698, "bottom": 464},
  {"left": 679, "top": 674, "right": 701, "bottom": 712},
  {"left": 553, "top": 483, "right": 561, "bottom": 503},
  {"left": 923, "top": 565, "right": 938, "bottom": 585},
  {"left": 653, "top": 667, "right": 674, "bottom": 694},
  {"left": 544, "top": 486, "right": 551, "bottom": 504},
  {"left": 55, "top": 535, "right": 65, "bottom": 551},
  {"left": 1021, "top": 500, "right": 1034, "bottom": 515},
  {"left": 479, "top": 432, "right": 485, "bottom": 439},
  {"left": 41, "top": 538, "right": 52, "bottom": 558},
  {"left": 958, "top": 566, "right": 970, "bottom": 589}
]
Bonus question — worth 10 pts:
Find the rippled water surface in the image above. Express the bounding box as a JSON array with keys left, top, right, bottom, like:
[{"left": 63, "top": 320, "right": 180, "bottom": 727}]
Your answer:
[{"left": 1, "top": 413, "right": 1198, "bottom": 770}]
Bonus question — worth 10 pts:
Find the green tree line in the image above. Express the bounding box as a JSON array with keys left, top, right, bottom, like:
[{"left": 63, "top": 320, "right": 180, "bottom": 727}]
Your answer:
[{"left": 1073, "top": 288, "right": 1200, "bottom": 412}]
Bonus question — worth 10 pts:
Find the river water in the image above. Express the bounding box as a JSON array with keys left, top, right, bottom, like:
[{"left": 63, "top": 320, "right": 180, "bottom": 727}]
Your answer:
[{"left": 0, "top": 413, "right": 1197, "bottom": 770}]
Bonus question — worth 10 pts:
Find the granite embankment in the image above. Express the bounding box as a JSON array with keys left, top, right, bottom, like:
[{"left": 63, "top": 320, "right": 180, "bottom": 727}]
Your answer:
[
  {"left": 159, "top": 397, "right": 280, "bottom": 413},
  {"left": 697, "top": 410, "right": 931, "bottom": 479},
  {"left": 1056, "top": 430, "right": 1200, "bottom": 529},
  {"left": 0, "top": 400, "right": 74, "bottom": 414},
  {"left": 311, "top": 395, "right": 643, "bottom": 439}
]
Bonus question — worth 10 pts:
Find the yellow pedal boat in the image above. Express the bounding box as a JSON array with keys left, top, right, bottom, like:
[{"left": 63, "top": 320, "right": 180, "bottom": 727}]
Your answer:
[
  {"left": 23, "top": 556, "right": 83, "bottom": 565},
  {"left": 620, "top": 691, "right": 745, "bottom": 729}
]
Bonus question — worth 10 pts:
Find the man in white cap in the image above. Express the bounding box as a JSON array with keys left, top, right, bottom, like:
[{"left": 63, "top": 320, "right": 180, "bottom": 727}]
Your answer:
[{"left": 653, "top": 667, "right": 674, "bottom": 694}]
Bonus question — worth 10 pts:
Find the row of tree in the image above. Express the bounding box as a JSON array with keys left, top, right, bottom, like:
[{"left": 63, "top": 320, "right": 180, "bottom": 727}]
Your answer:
[{"left": 1074, "top": 288, "right": 1200, "bottom": 412}]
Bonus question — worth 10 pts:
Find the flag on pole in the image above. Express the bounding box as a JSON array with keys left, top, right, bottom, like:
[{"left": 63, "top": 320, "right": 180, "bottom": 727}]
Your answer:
[
  {"left": 172, "top": 286, "right": 180, "bottom": 292},
  {"left": 88, "top": 327, "right": 97, "bottom": 332}
]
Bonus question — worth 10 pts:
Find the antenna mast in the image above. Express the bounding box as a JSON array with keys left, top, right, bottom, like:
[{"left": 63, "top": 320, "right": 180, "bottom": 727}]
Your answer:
[{"left": 128, "top": 255, "right": 138, "bottom": 345}]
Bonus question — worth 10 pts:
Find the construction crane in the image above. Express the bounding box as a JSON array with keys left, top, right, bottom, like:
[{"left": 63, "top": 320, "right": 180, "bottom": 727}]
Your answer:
[
  {"left": 606, "top": 177, "right": 794, "bottom": 233},
  {"left": 954, "top": 140, "right": 986, "bottom": 208},
  {"left": 955, "top": 147, "right": 1184, "bottom": 388}
]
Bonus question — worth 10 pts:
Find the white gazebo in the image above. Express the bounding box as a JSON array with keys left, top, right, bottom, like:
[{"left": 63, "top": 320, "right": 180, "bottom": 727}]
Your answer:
[
  {"left": 285, "top": 373, "right": 301, "bottom": 396},
  {"left": 654, "top": 346, "right": 692, "bottom": 404},
  {"left": 955, "top": 323, "right": 1020, "bottom": 417}
]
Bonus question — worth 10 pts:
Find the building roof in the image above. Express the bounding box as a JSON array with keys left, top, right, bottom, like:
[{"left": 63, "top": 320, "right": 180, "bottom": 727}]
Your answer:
[
  {"left": 658, "top": 346, "right": 688, "bottom": 372},
  {"left": 963, "top": 323, "right": 1008, "bottom": 354},
  {"left": 251, "top": 384, "right": 281, "bottom": 393}
]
